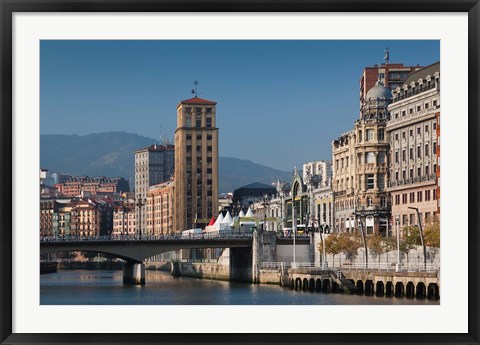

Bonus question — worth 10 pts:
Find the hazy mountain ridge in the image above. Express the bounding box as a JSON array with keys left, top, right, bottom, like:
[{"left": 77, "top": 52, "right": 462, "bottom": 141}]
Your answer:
[{"left": 40, "top": 132, "right": 292, "bottom": 193}]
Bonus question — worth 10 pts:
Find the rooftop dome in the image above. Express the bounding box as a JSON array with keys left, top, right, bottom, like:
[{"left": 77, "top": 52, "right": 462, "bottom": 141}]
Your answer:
[{"left": 366, "top": 81, "right": 392, "bottom": 100}]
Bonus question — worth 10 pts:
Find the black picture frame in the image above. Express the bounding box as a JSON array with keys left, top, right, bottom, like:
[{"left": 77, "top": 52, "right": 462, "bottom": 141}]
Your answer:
[{"left": 1, "top": 1, "right": 479, "bottom": 344}]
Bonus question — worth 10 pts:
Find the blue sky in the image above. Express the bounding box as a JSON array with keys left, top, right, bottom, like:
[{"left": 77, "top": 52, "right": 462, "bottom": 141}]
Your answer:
[{"left": 40, "top": 40, "right": 439, "bottom": 171}]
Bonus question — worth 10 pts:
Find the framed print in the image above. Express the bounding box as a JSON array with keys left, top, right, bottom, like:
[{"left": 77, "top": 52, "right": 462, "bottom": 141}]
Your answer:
[{"left": 1, "top": 1, "right": 479, "bottom": 345}]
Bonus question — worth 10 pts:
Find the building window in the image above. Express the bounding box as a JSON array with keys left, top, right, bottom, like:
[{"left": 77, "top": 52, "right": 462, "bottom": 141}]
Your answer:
[
  {"left": 186, "top": 117, "right": 192, "bottom": 127},
  {"left": 425, "top": 190, "right": 431, "bottom": 201},
  {"left": 433, "top": 100, "right": 437, "bottom": 107},
  {"left": 377, "top": 174, "right": 385, "bottom": 190},
  {"left": 402, "top": 170, "right": 406, "bottom": 179},
  {"left": 196, "top": 114, "right": 202, "bottom": 127},
  {"left": 395, "top": 133, "right": 399, "bottom": 141},
  {"left": 410, "top": 192, "right": 415, "bottom": 203},
  {"left": 417, "top": 146, "right": 421, "bottom": 158},
  {"left": 186, "top": 134, "right": 192, "bottom": 140},
  {"left": 207, "top": 146, "right": 212, "bottom": 152},
  {"left": 410, "top": 168, "right": 413, "bottom": 178},
  {"left": 366, "top": 152, "right": 375, "bottom": 164},
  {"left": 409, "top": 148, "right": 413, "bottom": 160},
  {"left": 426, "top": 165, "right": 430, "bottom": 175},
  {"left": 206, "top": 117, "right": 212, "bottom": 128},
  {"left": 417, "top": 105, "right": 421, "bottom": 111},
  {"left": 417, "top": 167, "right": 421, "bottom": 177},
  {"left": 433, "top": 189, "right": 437, "bottom": 199},
  {"left": 196, "top": 135, "right": 202, "bottom": 141},
  {"left": 425, "top": 125, "right": 429, "bottom": 133},
  {"left": 206, "top": 108, "right": 212, "bottom": 114},
  {"left": 402, "top": 149, "right": 406, "bottom": 162},
  {"left": 395, "top": 195, "right": 400, "bottom": 205},
  {"left": 409, "top": 129, "right": 413, "bottom": 137},
  {"left": 367, "top": 130, "right": 374, "bottom": 141},
  {"left": 417, "top": 191, "right": 423, "bottom": 202},
  {"left": 402, "top": 131, "right": 406, "bottom": 139},
  {"left": 395, "top": 151, "right": 399, "bottom": 163},
  {"left": 402, "top": 110, "right": 406, "bottom": 117},
  {"left": 425, "top": 144, "right": 429, "bottom": 157},
  {"left": 425, "top": 103, "right": 429, "bottom": 109},
  {"left": 196, "top": 145, "right": 201, "bottom": 152},
  {"left": 381, "top": 196, "right": 387, "bottom": 207},
  {"left": 358, "top": 130, "right": 362, "bottom": 142},
  {"left": 377, "top": 152, "right": 385, "bottom": 163},
  {"left": 395, "top": 172, "right": 399, "bottom": 180},
  {"left": 366, "top": 174, "right": 374, "bottom": 190},
  {"left": 402, "top": 194, "right": 407, "bottom": 204},
  {"left": 409, "top": 108, "right": 413, "bottom": 114},
  {"left": 433, "top": 122, "right": 437, "bottom": 130},
  {"left": 367, "top": 197, "right": 373, "bottom": 207},
  {"left": 433, "top": 164, "right": 437, "bottom": 173},
  {"left": 433, "top": 142, "right": 437, "bottom": 154},
  {"left": 417, "top": 127, "right": 421, "bottom": 135},
  {"left": 207, "top": 134, "right": 212, "bottom": 140},
  {"left": 378, "top": 129, "right": 385, "bottom": 142}
]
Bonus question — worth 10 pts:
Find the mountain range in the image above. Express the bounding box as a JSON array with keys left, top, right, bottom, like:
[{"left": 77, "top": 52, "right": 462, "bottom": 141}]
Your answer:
[{"left": 40, "top": 132, "right": 292, "bottom": 193}]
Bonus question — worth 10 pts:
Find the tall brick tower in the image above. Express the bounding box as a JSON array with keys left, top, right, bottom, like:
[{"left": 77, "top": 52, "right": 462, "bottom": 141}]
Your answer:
[{"left": 174, "top": 97, "right": 218, "bottom": 232}]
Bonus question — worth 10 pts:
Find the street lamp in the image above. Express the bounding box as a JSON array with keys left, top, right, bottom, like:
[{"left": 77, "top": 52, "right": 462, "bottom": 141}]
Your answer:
[
  {"left": 262, "top": 194, "right": 269, "bottom": 231},
  {"left": 135, "top": 197, "right": 146, "bottom": 240},
  {"left": 408, "top": 206, "right": 427, "bottom": 269},
  {"left": 353, "top": 213, "right": 368, "bottom": 267},
  {"left": 395, "top": 215, "right": 401, "bottom": 272}
]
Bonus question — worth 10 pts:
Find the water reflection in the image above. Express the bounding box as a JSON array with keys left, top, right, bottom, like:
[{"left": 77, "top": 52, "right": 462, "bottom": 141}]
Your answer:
[{"left": 40, "top": 270, "right": 440, "bottom": 305}]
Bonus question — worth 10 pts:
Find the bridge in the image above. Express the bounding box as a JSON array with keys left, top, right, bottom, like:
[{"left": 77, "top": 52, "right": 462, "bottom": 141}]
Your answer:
[{"left": 40, "top": 232, "right": 310, "bottom": 285}]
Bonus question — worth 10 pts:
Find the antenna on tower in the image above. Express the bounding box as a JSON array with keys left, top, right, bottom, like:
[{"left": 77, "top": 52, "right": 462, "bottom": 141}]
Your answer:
[{"left": 191, "top": 80, "right": 199, "bottom": 97}]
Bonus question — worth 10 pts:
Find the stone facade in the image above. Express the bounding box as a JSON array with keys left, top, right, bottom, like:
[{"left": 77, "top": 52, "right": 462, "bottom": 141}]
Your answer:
[
  {"left": 112, "top": 202, "right": 136, "bottom": 236},
  {"left": 387, "top": 62, "right": 440, "bottom": 233}
]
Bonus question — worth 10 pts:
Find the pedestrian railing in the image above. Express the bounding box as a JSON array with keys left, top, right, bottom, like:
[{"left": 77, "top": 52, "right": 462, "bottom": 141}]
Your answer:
[
  {"left": 293, "top": 262, "right": 316, "bottom": 269},
  {"left": 340, "top": 262, "right": 439, "bottom": 273},
  {"left": 261, "top": 262, "right": 286, "bottom": 269},
  {"left": 331, "top": 267, "right": 343, "bottom": 280}
]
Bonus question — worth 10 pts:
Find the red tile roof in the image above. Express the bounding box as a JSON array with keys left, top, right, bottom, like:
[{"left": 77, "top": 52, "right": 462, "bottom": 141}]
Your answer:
[{"left": 180, "top": 97, "right": 217, "bottom": 105}]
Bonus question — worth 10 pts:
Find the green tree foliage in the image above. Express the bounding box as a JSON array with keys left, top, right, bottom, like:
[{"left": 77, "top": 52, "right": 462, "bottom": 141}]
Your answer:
[{"left": 367, "top": 234, "right": 387, "bottom": 263}]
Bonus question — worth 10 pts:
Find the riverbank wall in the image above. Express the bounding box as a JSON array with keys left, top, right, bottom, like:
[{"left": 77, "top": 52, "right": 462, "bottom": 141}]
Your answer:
[{"left": 58, "top": 261, "right": 123, "bottom": 270}]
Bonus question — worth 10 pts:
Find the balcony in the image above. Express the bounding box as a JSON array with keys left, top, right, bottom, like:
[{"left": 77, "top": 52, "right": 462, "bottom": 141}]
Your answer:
[
  {"left": 388, "top": 174, "right": 437, "bottom": 188},
  {"left": 392, "top": 82, "right": 438, "bottom": 103}
]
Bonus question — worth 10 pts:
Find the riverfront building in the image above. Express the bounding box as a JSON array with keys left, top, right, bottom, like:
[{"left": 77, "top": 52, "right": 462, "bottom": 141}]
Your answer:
[
  {"left": 174, "top": 97, "right": 219, "bottom": 232},
  {"left": 146, "top": 180, "right": 175, "bottom": 235},
  {"left": 135, "top": 144, "right": 175, "bottom": 236},
  {"left": 387, "top": 62, "right": 440, "bottom": 234},
  {"left": 112, "top": 202, "right": 136, "bottom": 237},
  {"left": 56, "top": 176, "right": 130, "bottom": 198}
]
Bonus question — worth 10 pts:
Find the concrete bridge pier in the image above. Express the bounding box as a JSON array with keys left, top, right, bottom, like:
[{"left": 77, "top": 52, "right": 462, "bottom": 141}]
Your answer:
[
  {"left": 252, "top": 230, "right": 276, "bottom": 283},
  {"left": 123, "top": 262, "right": 145, "bottom": 285}
]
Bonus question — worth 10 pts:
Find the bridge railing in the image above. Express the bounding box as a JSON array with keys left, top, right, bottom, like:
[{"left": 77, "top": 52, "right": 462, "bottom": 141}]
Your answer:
[
  {"left": 292, "top": 262, "right": 316, "bottom": 269},
  {"left": 340, "top": 262, "right": 439, "bottom": 273},
  {"left": 40, "top": 232, "right": 254, "bottom": 242}
]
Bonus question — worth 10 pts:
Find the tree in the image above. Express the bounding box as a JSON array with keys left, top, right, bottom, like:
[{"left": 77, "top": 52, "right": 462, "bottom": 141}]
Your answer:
[
  {"left": 338, "top": 232, "right": 361, "bottom": 264},
  {"left": 424, "top": 216, "right": 440, "bottom": 261},
  {"left": 324, "top": 233, "right": 341, "bottom": 267},
  {"left": 400, "top": 226, "right": 422, "bottom": 263},
  {"left": 368, "top": 234, "right": 387, "bottom": 264}
]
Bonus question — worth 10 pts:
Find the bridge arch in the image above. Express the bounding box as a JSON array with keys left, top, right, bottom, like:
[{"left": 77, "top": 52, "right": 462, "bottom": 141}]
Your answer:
[
  {"left": 303, "top": 278, "right": 309, "bottom": 291},
  {"left": 395, "top": 282, "right": 405, "bottom": 298},
  {"left": 295, "top": 278, "right": 302, "bottom": 290},
  {"left": 428, "top": 283, "right": 440, "bottom": 300},
  {"left": 416, "top": 282, "right": 426, "bottom": 299},
  {"left": 356, "top": 280, "right": 364, "bottom": 295},
  {"left": 315, "top": 279, "right": 322, "bottom": 292},
  {"left": 375, "top": 281, "right": 385, "bottom": 297},
  {"left": 365, "top": 280, "right": 374, "bottom": 296},
  {"left": 309, "top": 278, "right": 315, "bottom": 292},
  {"left": 406, "top": 282, "right": 415, "bottom": 299},
  {"left": 322, "top": 279, "right": 330, "bottom": 292},
  {"left": 385, "top": 282, "right": 394, "bottom": 297}
]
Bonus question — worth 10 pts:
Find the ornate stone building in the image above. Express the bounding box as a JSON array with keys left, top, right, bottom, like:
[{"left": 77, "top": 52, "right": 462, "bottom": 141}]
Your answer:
[
  {"left": 332, "top": 131, "right": 356, "bottom": 232},
  {"left": 333, "top": 80, "right": 392, "bottom": 235},
  {"left": 387, "top": 62, "right": 440, "bottom": 234}
]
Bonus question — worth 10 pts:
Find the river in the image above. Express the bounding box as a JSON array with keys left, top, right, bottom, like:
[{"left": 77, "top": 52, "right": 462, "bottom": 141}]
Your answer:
[{"left": 40, "top": 270, "right": 439, "bottom": 305}]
